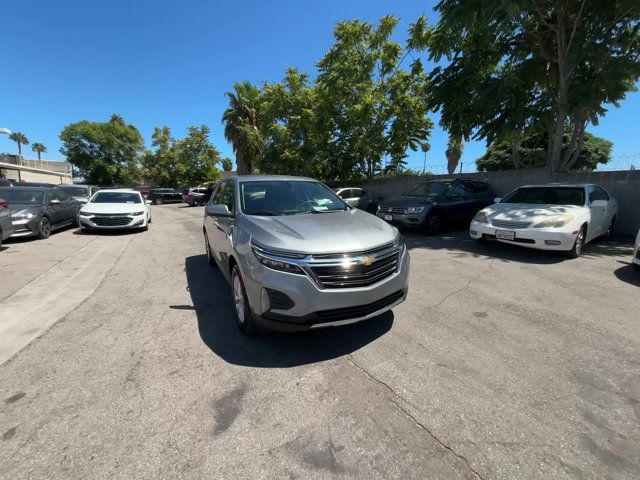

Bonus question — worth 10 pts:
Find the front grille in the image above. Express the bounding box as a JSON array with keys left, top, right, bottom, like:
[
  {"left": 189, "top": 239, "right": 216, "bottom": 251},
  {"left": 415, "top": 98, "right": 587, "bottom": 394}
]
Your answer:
[
  {"left": 90, "top": 216, "right": 132, "bottom": 226},
  {"left": 491, "top": 219, "right": 532, "bottom": 229},
  {"left": 309, "top": 245, "right": 400, "bottom": 289},
  {"left": 379, "top": 206, "right": 404, "bottom": 215}
]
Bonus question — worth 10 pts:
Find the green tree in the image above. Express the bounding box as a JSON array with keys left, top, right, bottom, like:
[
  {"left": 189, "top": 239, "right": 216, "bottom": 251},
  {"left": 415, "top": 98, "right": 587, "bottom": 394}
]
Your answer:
[
  {"left": 31, "top": 142, "right": 47, "bottom": 160},
  {"left": 9, "top": 132, "right": 29, "bottom": 158},
  {"left": 477, "top": 129, "right": 612, "bottom": 172},
  {"left": 141, "top": 126, "right": 181, "bottom": 187},
  {"left": 411, "top": 2, "right": 640, "bottom": 173},
  {"left": 177, "top": 125, "right": 222, "bottom": 185},
  {"left": 421, "top": 142, "right": 431, "bottom": 174},
  {"left": 445, "top": 135, "right": 465, "bottom": 174},
  {"left": 59, "top": 114, "right": 144, "bottom": 185},
  {"left": 221, "top": 157, "right": 233, "bottom": 171},
  {"left": 222, "top": 81, "right": 263, "bottom": 175}
]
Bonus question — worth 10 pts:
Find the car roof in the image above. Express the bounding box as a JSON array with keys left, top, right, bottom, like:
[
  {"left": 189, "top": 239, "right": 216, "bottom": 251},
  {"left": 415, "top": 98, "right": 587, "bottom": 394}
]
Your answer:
[
  {"left": 233, "top": 175, "right": 318, "bottom": 182},
  {"left": 0, "top": 186, "right": 49, "bottom": 192},
  {"left": 94, "top": 188, "right": 140, "bottom": 193},
  {"left": 518, "top": 183, "right": 590, "bottom": 188}
]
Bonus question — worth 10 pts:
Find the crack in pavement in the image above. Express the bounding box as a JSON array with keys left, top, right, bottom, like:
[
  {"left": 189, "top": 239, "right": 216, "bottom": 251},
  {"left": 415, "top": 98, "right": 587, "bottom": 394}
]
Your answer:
[
  {"left": 346, "top": 356, "right": 486, "bottom": 480},
  {"left": 432, "top": 258, "right": 495, "bottom": 309}
]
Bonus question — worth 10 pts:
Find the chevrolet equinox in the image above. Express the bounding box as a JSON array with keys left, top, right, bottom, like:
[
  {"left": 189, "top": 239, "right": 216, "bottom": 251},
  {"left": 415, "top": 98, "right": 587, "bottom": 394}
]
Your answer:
[{"left": 203, "top": 176, "right": 410, "bottom": 334}]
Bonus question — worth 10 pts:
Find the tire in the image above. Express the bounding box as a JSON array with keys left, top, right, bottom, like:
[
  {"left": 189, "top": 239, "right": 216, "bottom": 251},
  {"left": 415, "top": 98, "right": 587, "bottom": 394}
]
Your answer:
[
  {"left": 231, "top": 265, "right": 257, "bottom": 335},
  {"left": 633, "top": 262, "right": 640, "bottom": 271},
  {"left": 366, "top": 203, "right": 378, "bottom": 214},
  {"left": 154, "top": 198, "right": 163, "bottom": 205},
  {"left": 37, "top": 217, "right": 51, "bottom": 239},
  {"left": 566, "top": 226, "right": 586, "bottom": 258},
  {"left": 204, "top": 233, "right": 217, "bottom": 268},
  {"left": 80, "top": 227, "right": 90, "bottom": 234},
  {"left": 424, "top": 212, "right": 443, "bottom": 236},
  {"left": 476, "top": 235, "right": 487, "bottom": 244},
  {"left": 604, "top": 216, "right": 616, "bottom": 240}
]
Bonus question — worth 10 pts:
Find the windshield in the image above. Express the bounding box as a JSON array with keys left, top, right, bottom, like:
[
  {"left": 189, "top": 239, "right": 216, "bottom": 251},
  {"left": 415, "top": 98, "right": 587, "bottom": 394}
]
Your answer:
[
  {"left": 402, "top": 181, "right": 450, "bottom": 197},
  {"left": 0, "top": 189, "right": 44, "bottom": 205},
  {"left": 91, "top": 192, "right": 142, "bottom": 204},
  {"left": 501, "top": 187, "right": 585, "bottom": 206},
  {"left": 59, "top": 186, "right": 89, "bottom": 196},
  {"left": 240, "top": 181, "right": 347, "bottom": 215}
]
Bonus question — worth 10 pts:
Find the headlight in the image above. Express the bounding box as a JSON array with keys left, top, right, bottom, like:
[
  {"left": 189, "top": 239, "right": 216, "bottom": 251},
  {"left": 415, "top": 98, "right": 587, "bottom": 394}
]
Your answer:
[
  {"left": 534, "top": 215, "right": 574, "bottom": 229},
  {"left": 404, "top": 206, "right": 424, "bottom": 214},
  {"left": 252, "top": 245, "right": 305, "bottom": 274},
  {"left": 473, "top": 211, "right": 488, "bottom": 223},
  {"left": 12, "top": 212, "right": 35, "bottom": 220},
  {"left": 131, "top": 211, "right": 145, "bottom": 216},
  {"left": 79, "top": 211, "right": 96, "bottom": 216}
]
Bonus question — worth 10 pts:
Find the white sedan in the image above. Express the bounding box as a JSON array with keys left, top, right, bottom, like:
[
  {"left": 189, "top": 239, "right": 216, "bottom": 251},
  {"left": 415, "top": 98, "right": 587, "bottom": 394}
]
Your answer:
[
  {"left": 470, "top": 184, "right": 617, "bottom": 258},
  {"left": 78, "top": 189, "right": 151, "bottom": 231},
  {"left": 633, "top": 229, "right": 640, "bottom": 271}
]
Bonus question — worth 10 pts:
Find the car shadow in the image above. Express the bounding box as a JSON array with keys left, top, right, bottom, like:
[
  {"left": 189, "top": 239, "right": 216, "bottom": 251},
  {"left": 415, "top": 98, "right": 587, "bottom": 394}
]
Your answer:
[
  {"left": 403, "top": 228, "right": 634, "bottom": 265},
  {"left": 182, "top": 254, "right": 394, "bottom": 368},
  {"left": 72, "top": 228, "right": 146, "bottom": 236},
  {"left": 614, "top": 262, "right": 640, "bottom": 287}
]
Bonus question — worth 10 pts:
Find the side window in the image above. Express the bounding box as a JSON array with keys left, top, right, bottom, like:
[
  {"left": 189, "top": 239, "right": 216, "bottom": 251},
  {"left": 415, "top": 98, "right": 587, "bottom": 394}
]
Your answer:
[
  {"left": 463, "top": 181, "right": 488, "bottom": 194},
  {"left": 57, "top": 190, "right": 71, "bottom": 202},
  {"left": 448, "top": 184, "right": 466, "bottom": 198},
  {"left": 589, "top": 186, "right": 609, "bottom": 203},
  {"left": 212, "top": 182, "right": 225, "bottom": 205},
  {"left": 352, "top": 189, "right": 365, "bottom": 198},
  {"left": 49, "top": 190, "right": 61, "bottom": 203},
  {"left": 338, "top": 189, "right": 352, "bottom": 199},
  {"left": 221, "top": 181, "right": 235, "bottom": 213}
]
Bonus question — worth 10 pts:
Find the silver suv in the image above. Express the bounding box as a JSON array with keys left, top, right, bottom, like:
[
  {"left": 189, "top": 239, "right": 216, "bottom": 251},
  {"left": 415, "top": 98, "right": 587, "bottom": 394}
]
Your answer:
[{"left": 203, "top": 175, "right": 410, "bottom": 334}]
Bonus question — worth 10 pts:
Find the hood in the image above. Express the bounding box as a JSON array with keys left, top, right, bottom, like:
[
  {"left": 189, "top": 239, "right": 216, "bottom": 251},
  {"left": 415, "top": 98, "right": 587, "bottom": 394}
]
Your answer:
[
  {"left": 81, "top": 203, "right": 145, "bottom": 214},
  {"left": 380, "top": 196, "right": 438, "bottom": 208},
  {"left": 484, "top": 203, "right": 585, "bottom": 224},
  {"left": 243, "top": 208, "right": 398, "bottom": 254},
  {"left": 71, "top": 196, "right": 89, "bottom": 203}
]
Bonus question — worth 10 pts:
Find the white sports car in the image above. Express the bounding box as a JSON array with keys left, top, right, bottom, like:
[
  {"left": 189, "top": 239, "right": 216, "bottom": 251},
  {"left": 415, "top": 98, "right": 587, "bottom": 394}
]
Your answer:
[
  {"left": 78, "top": 189, "right": 151, "bottom": 231},
  {"left": 633, "top": 229, "right": 640, "bottom": 271},
  {"left": 470, "top": 184, "right": 617, "bottom": 258}
]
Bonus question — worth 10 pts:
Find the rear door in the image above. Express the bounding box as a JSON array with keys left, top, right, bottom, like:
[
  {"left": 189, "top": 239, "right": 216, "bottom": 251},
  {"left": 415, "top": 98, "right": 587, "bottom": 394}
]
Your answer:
[
  {"left": 47, "top": 190, "right": 66, "bottom": 226},
  {"left": 443, "top": 183, "right": 470, "bottom": 220},
  {"left": 57, "top": 189, "right": 78, "bottom": 224},
  {"left": 587, "top": 185, "right": 610, "bottom": 240},
  {"left": 205, "top": 181, "right": 226, "bottom": 263}
]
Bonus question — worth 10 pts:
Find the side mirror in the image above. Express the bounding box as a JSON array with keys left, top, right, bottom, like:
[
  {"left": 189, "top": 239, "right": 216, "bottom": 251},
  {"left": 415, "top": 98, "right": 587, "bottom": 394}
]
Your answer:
[
  {"left": 205, "top": 204, "right": 233, "bottom": 217},
  {"left": 145, "top": 200, "right": 152, "bottom": 205},
  {"left": 494, "top": 197, "right": 502, "bottom": 203},
  {"left": 49, "top": 199, "right": 61, "bottom": 205}
]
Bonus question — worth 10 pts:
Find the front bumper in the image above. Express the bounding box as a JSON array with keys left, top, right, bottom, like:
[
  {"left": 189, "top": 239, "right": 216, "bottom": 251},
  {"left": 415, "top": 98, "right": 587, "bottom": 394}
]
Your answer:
[
  {"left": 241, "top": 245, "right": 411, "bottom": 331},
  {"left": 10, "top": 217, "right": 39, "bottom": 237},
  {"left": 470, "top": 221, "right": 577, "bottom": 251},
  {"left": 79, "top": 214, "right": 147, "bottom": 229},
  {"left": 376, "top": 210, "right": 427, "bottom": 227},
  {"left": 633, "top": 243, "right": 640, "bottom": 267}
]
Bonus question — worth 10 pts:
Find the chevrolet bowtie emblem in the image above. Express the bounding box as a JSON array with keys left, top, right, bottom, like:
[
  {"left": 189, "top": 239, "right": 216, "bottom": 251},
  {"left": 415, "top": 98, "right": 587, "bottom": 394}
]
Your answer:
[{"left": 360, "top": 257, "right": 375, "bottom": 266}]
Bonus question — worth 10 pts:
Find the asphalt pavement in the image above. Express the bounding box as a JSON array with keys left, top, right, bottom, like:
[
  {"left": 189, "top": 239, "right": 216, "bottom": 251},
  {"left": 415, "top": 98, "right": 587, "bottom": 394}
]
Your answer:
[{"left": 1, "top": 203, "right": 639, "bottom": 479}]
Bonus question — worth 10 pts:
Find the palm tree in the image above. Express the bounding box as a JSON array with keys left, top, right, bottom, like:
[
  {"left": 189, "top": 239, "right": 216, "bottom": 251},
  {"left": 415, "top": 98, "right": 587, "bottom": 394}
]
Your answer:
[
  {"left": 222, "top": 81, "right": 263, "bottom": 174},
  {"left": 9, "top": 132, "right": 29, "bottom": 158},
  {"left": 221, "top": 157, "right": 233, "bottom": 172},
  {"left": 421, "top": 142, "right": 431, "bottom": 174},
  {"left": 31, "top": 142, "right": 47, "bottom": 160},
  {"left": 445, "top": 135, "right": 465, "bottom": 175}
]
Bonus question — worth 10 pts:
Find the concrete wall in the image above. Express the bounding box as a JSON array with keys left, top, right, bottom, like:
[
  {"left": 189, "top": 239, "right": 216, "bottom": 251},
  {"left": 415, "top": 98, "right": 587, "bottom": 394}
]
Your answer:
[
  {"left": 361, "top": 169, "right": 640, "bottom": 236},
  {"left": 0, "top": 163, "right": 73, "bottom": 185}
]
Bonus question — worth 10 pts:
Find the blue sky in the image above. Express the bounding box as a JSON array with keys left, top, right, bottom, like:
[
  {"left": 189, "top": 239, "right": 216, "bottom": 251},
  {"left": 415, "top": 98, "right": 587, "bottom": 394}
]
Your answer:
[{"left": 1, "top": 0, "right": 638, "bottom": 173}]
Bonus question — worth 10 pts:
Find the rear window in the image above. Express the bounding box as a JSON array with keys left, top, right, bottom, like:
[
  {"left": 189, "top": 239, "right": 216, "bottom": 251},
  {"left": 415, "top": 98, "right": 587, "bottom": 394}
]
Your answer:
[
  {"left": 502, "top": 187, "right": 585, "bottom": 206},
  {"left": 91, "top": 192, "right": 142, "bottom": 204}
]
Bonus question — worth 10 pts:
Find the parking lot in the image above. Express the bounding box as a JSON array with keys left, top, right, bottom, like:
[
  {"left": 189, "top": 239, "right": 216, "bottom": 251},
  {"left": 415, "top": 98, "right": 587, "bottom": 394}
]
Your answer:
[{"left": 1, "top": 203, "right": 639, "bottom": 479}]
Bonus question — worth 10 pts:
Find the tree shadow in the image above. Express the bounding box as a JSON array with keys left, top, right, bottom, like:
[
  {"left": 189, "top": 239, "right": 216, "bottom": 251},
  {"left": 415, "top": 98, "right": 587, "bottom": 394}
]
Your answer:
[
  {"left": 614, "top": 262, "right": 640, "bottom": 287},
  {"left": 183, "top": 254, "right": 393, "bottom": 368}
]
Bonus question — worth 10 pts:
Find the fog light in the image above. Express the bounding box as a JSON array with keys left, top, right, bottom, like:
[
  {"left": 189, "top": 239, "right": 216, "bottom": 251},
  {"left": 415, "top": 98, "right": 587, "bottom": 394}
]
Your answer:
[
  {"left": 545, "top": 240, "right": 561, "bottom": 246},
  {"left": 470, "top": 230, "right": 478, "bottom": 236},
  {"left": 260, "top": 288, "right": 270, "bottom": 314}
]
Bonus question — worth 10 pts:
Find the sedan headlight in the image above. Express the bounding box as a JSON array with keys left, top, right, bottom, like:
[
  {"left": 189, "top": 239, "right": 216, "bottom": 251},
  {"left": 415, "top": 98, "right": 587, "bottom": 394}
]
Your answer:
[
  {"left": 473, "top": 211, "right": 488, "bottom": 223},
  {"left": 79, "top": 211, "right": 96, "bottom": 216},
  {"left": 12, "top": 212, "right": 35, "bottom": 220},
  {"left": 404, "top": 206, "right": 424, "bottom": 214},
  {"left": 131, "top": 211, "right": 145, "bottom": 216},
  {"left": 252, "top": 245, "right": 305, "bottom": 274},
  {"left": 534, "top": 215, "right": 574, "bottom": 229}
]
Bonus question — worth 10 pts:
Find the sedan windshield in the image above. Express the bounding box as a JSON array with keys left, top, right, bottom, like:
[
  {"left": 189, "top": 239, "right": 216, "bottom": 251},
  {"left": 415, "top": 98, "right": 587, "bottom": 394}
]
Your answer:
[
  {"left": 502, "top": 187, "right": 585, "bottom": 206},
  {"left": 240, "top": 181, "right": 347, "bottom": 215},
  {"left": 402, "top": 181, "right": 450, "bottom": 197},
  {"left": 0, "top": 189, "right": 44, "bottom": 204},
  {"left": 91, "top": 192, "right": 142, "bottom": 204},
  {"left": 59, "top": 186, "right": 89, "bottom": 196}
]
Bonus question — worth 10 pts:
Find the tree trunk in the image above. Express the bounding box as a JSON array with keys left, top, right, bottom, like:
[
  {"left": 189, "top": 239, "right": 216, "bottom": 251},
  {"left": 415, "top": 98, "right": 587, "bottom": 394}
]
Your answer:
[
  {"left": 37, "top": 151, "right": 41, "bottom": 160},
  {"left": 17, "top": 143, "right": 22, "bottom": 157}
]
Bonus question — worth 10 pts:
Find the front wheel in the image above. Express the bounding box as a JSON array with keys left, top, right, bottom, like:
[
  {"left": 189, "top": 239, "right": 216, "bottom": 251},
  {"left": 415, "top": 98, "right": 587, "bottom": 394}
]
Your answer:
[
  {"left": 366, "top": 203, "right": 378, "bottom": 214},
  {"left": 424, "top": 212, "right": 442, "bottom": 236},
  {"left": 154, "top": 198, "right": 163, "bottom": 205},
  {"left": 37, "top": 217, "right": 51, "bottom": 239},
  {"left": 204, "top": 234, "right": 217, "bottom": 268},
  {"left": 567, "top": 226, "right": 586, "bottom": 258},
  {"left": 604, "top": 216, "right": 616, "bottom": 240},
  {"left": 231, "top": 265, "right": 257, "bottom": 335}
]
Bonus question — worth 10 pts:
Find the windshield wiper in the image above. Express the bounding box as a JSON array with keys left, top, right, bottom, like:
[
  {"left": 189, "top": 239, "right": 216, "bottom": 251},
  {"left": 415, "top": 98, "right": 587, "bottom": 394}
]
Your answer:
[{"left": 248, "top": 211, "right": 281, "bottom": 216}]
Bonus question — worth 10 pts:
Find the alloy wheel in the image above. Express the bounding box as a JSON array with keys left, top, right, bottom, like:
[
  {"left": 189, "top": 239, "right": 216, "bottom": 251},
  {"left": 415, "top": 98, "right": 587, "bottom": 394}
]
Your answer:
[
  {"left": 575, "top": 230, "right": 584, "bottom": 256},
  {"left": 233, "top": 274, "right": 245, "bottom": 324},
  {"left": 40, "top": 217, "right": 51, "bottom": 238}
]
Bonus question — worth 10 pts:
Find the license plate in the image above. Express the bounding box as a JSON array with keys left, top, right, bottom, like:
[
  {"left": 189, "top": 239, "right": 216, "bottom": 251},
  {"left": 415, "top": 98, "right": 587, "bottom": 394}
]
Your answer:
[
  {"left": 495, "top": 230, "right": 515, "bottom": 241},
  {"left": 384, "top": 214, "right": 393, "bottom": 221}
]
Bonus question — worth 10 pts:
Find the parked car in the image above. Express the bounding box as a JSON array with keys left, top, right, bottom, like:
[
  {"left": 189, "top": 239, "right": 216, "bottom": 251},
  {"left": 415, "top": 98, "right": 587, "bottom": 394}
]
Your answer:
[
  {"left": 333, "top": 187, "right": 380, "bottom": 213},
  {"left": 203, "top": 175, "right": 409, "bottom": 334},
  {"left": 0, "top": 196, "right": 15, "bottom": 247},
  {"left": 147, "top": 188, "right": 182, "bottom": 205},
  {"left": 470, "top": 183, "right": 618, "bottom": 258},
  {"left": 57, "top": 184, "right": 95, "bottom": 204},
  {"left": 78, "top": 189, "right": 151, "bottom": 232},
  {"left": 377, "top": 179, "right": 496, "bottom": 235},
  {"left": 633, "top": 229, "right": 640, "bottom": 271},
  {"left": 0, "top": 187, "right": 80, "bottom": 239},
  {"left": 0, "top": 179, "right": 15, "bottom": 187},
  {"left": 182, "top": 186, "right": 208, "bottom": 206},
  {"left": 13, "top": 182, "right": 56, "bottom": 188}
]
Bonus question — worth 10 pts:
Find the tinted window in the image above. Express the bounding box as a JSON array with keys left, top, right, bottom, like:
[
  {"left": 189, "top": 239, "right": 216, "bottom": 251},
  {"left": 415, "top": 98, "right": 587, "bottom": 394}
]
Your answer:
[
  {"left": 462, "top": 181, "right": 489, "bottom": 194},
  {"left": 240, "top": 181, "right": 347, "bottom": 215},
  {"left": 448, "top": 184, "right": 466, "bottom": 197},
  {"left": 91, "top": 192, "right": 142, "bottom": 204},
  {"left": 589, "top": 185, "right": 609, "bottom": 202},
  {"left": 402, "top": 181, "right": 450, "bottom": 197},
  {"left": 59, "top": 186, "right": 89, "bottom": 196},
  {"left": 352, "top": 189, "right": 365, "bottom": 198},
  {"left": 55, "top": 190, "right": 71, "bottom": 202},
  {"left": 338, "top": 189, "right": 352, "bottom": 199},
  {"left": 212, "top": 182, "right": 225, "bottom": 205},
  {"left": 0, "top": 188, "right": 44, "bottom": 204},
  {"left": 221, "top": 181, "right": 235, "bottom": 213},
  {"left": 502, "top": 187, "right": 585, "bottom": 206}
]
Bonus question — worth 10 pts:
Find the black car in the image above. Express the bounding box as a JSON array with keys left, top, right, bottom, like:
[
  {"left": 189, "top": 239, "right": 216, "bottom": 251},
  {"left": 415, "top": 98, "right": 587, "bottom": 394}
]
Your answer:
[
  {"left": 147, "top": 188, "right": 182, "bottom": 205},
  {"left": 0, "top": 187, "right": 80, "bottom": 239},
  {"left": 377, "top": 179, "right": 496, "bottom": 235}
]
